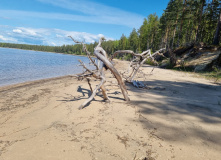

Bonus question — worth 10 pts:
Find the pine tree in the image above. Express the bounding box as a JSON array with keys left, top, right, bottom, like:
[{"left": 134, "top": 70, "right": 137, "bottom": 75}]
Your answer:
[
  {"left": 213, "top": 0, "right": 221, "bottom": 45},
  {"left": 138, "top": 18, "right": 148, "bottom": 51},
  {"left": 119, "top": 34, "right": 128, "bottom": 50},
  {"left": 128, "top": 28, "right": 139, "bottom": 52}
]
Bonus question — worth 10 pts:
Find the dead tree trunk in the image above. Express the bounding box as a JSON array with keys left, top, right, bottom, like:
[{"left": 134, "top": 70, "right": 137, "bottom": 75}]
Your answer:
[
  {"left": 70, "top": 36, "right": 130, "bottom": 109},
  {"left": 94, "top": 38, "right": 130, "bottom": 101}
]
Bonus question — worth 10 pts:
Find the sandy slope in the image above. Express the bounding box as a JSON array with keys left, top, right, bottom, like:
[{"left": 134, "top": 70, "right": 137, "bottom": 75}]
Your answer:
[{"left": 0, "top": 60, "right": 221, "bottom": 160}]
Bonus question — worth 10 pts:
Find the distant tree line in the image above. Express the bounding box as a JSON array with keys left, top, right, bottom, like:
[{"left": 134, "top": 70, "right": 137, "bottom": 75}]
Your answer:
[{"left": 0, "top": 0, "right": 220, "bottom": 57}]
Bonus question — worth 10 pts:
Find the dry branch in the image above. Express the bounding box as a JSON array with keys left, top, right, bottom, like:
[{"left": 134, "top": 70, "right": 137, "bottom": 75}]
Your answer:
[
  {"left": 69, "top": 37, "right": 111, "bottom": 109},
  {"left": 69, "top": 36, "right": 99, "bottom": 70},
  {"left": 112, "top": 48, "right": 165, "bottom": 82},
  {"left": 70, "top": 36, "right": 130, "bottom": 109},
  {"left": 78, "top": 75, "right": 106, "bottom": 110}
]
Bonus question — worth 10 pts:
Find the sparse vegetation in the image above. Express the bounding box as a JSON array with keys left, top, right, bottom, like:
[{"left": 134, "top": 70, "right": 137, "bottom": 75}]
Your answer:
[{"left": 201, "top": 67, "right": 221, "bottom": 83}]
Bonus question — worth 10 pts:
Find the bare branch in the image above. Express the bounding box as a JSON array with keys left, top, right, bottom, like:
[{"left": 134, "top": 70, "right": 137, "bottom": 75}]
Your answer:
[
  {"left": 69, "top": 36, "right": 99, "bottom": 70},
  {"left": 151, "top": 48, "right": 166, "bottom": 57},
  {"left": 112, "top": 48, "right": 165, "bottom": 82},
  {"left": 112, "top": 49, "right": 151, "bottom": 60},
  {"left": 86, "top": 77, "right": 93, "bottom": 92},
  {"left": 78, "top": 60, "right": 100, "bottom": 79},
  {"left": 70, "top": 36, "right": 130, "bottom": 109},
  {"left": 79, "top": 75, "right": 106, "bottom": 110}
]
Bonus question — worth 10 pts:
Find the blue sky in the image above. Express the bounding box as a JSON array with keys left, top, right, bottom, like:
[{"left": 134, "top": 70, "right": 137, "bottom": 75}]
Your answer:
[{"left": 0, "top": 0, "right": 169, "bottom": 46}]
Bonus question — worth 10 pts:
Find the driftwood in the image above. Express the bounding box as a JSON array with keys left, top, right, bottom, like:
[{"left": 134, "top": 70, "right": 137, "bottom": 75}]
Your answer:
[
  {"left": 70, "top": 35, "right": 165, "bottom": 109},
  {"left": 112, "top": 48, "right": 165, "bottom": 82},
  {"left": 70, "top": 37, "right": 130, "bottom": 109},
  {"left": 94, "top": 38, "right": 130, "bottom": 101}
]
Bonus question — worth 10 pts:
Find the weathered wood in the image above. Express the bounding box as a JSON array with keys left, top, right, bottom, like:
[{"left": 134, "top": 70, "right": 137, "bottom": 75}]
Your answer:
[
  {"left": 86, "top": 77, "right": 93, "bottom": 92},
  {"left": 70, "top": 36, "right": 128, "bottom": 109},
  {"left": 77, "top": 60, "right": 109, "bottom": 109},
  {"left": 112, "top": 48, "right": 165, "bottom": 82},
  {"left": 79, "top": 75, "right": 106, "bottom": 110},
  {"left": 100, "top": 69, "right": 110, "bottom": 102},
  {"left": 94, "top": 45, "right": 130, "bottom": 101},
  {"left": 69, "top": 37, "right": 111, "bottom": 109},
  {"left": 129, "top": 56, "right": 148, "bottom": 81}
]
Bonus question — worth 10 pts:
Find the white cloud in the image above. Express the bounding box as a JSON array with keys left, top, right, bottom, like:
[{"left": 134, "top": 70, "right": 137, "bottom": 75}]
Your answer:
[
  {"left": 0, "top": 26, "right": 113, "bottom": 46},
  {"left": 0, "top": 35, "right": 17, "bottom": 42},
  {"left": 13, "top": 29, "right": 23, "bottom": 33},
  {"left": 0, "top": 35, "right": 7, "bottom": 41},
  {"left": 22, "top": 28, "right": 37, "bottom": 36},
  {"left": 50, "top": 29, "right": 112, "bottom": 45},
  {"left": 56, "top": 34, "right": 63, "bottom": 38},
  {"left": 13, "top": 27, "right": 47, "bottom": 36}
]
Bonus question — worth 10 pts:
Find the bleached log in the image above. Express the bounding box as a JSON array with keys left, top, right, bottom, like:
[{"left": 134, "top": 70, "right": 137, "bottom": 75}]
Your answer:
[
  {"left": 79, "top": 75, "right": 106, "bottom": 110},
  {"left": 70, "top": 36, "right": 131, "bottom": 109},
  {"left": 77, "top": 60, "right": 109, "bottom": 109},
  {"left": 99, "top": 68, "right": 109, "bottom": 101},
  {"left": 94, "top": 40, "right": 130, "bottom": 101}
]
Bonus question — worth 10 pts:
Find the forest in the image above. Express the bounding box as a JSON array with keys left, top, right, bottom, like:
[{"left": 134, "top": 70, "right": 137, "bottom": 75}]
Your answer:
[{"left": 0, "top": 0, "right": 220, "bottom": 59}]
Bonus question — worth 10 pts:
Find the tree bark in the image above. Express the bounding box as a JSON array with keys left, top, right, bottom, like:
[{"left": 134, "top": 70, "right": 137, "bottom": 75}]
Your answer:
[
  {"left": 195, "top": 0, "right": 206, "bottom": 42},
  {"left": 177, "top": 0, "right": 187, "bottom": 46},
  {"left": 172, "top": 13, "right": 179, "bottom": 48},
  {"left": 213, "top": 8, "right": 221, "bottom": 45}
]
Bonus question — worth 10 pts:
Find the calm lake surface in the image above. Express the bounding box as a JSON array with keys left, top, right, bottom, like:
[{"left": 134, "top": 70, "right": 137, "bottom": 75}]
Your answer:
[{"left": 0, "top": 48, "right": 93, "bottom": 86}]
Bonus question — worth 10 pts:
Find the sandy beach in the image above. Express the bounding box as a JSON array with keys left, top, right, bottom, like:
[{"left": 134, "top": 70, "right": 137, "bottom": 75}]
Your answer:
[{"left": 0, "top": 60, "right": 221, "bottom": 160}]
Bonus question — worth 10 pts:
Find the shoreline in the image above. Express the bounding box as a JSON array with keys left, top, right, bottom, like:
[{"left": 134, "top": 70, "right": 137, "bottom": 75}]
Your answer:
[
  {"left": 0, "top": 47, "right": 94, "bottom": 89},
  {"left": 0, "top": 75, "right": 76, "bottom": 93},
  {"left": 0, "top": 46, "right": 90, "bottom": 58},
  {"left": 0, "top": 60, "right": 221, "bottom": 160}
]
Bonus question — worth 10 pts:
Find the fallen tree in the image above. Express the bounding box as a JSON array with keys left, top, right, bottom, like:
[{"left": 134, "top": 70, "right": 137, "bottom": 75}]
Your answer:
[
  {"left": 70, "top": 36, "right": 165, "bottom": 109},
  {"left": 112, "top": 48, "right": 165, "bottom": 82},
  {"left": 70, "top": 36, "right": 129, "bottom": 109}
]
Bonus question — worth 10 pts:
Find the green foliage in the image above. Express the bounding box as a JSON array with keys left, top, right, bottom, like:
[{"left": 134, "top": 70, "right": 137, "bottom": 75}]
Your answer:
[
  {"left": 138, "top": 18, "right": 149, "bottom": 51},
  {"left": 118, "top": 34, "right": 129, "bottom": 50},
  {"left": 128, "top": 28, "right": 139, "bottom": 52},
  {"left": 145, "top": 58, "right": 156, "bottom": 66},
  {"left": 210, "top": 67, "right": 221, "bottom": 82}
]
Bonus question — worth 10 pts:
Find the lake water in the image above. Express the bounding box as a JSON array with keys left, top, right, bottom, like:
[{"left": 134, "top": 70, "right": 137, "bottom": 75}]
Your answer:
[{"left": 0, "top": 48, "right": 93, "bottom": 86}]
